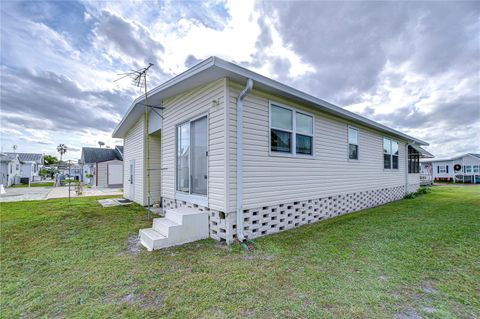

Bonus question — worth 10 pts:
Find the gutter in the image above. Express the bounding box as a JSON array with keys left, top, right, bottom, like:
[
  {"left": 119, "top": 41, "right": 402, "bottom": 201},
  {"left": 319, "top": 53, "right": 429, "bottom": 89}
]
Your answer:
[{"left": 236, "top": 78, "right": 253, "bottom": 242}]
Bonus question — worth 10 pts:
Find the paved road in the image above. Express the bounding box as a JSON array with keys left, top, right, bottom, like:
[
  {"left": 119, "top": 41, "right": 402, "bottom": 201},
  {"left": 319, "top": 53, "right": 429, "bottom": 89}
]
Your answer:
[{"left": 0, "top": 187, "right": 53, "bottom": 202}]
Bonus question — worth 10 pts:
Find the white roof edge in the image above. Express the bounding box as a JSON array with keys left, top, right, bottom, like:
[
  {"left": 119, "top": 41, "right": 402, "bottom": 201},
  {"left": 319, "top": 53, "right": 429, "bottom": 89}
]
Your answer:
[
  {"left": 421, "top": 153, "right": 480, "bottom": 162},
  {"left": 113, "top": 56, "right": 428, "bottom": 146}
]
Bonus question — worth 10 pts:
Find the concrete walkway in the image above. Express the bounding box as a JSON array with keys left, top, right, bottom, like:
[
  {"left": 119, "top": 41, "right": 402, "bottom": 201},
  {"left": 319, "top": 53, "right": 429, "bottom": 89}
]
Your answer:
[
  {"left": 0, "top": 187, "right": 52, "bottom": 202},
  {"left": 46, "top": 186, "right": 123, "bottom": 199},
  {"left": 0, "top": 186, "right": 123, "bottom": 202}
]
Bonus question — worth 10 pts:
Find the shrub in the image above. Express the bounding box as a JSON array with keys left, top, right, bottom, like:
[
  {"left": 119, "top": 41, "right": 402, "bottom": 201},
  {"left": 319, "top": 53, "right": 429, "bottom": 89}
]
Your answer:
[
  {"left": 417, "top": 187, "right": 430, "bottom": 195},
  {"left": 404, "top": 192, "right": 416, "bottom": 199}
]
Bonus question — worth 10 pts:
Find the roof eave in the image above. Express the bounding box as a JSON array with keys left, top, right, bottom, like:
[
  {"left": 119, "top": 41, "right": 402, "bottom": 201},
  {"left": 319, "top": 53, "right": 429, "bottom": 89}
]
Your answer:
[{"left": 112, "top": 57, "right": 216, "bottom": 138}]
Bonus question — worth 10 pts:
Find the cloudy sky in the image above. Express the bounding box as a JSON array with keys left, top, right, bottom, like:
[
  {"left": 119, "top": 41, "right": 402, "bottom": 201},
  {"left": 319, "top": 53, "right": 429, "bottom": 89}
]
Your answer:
[{"left": 1, "top": 0, "right": 479, "bottom": 160}]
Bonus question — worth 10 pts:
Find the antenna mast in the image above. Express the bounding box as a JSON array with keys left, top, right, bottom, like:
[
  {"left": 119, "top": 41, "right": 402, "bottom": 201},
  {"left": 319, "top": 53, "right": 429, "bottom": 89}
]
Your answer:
[{"left": 115, "top": 63, "right": 154, "bottom": 220}]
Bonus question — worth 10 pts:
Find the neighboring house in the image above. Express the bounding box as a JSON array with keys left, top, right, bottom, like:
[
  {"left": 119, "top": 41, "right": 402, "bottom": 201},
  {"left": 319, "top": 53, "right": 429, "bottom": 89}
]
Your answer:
[
  {"left": 79, "top": 146, "right": 124, "bottom": 187},
  {"left": 112, "top": 56, "right": 431, "bottom": 250},
  {"left": 421, "top": 153, "right": 480, "bottom": 184},
  {"left": 0, "top": 153, "right": 22, "bottom": 187},
  {"left": 5, "top": 152, "right": 44, "bottom": 183},
  {"left": 57, "top": 162, "right": 83, "bottom": 181}
]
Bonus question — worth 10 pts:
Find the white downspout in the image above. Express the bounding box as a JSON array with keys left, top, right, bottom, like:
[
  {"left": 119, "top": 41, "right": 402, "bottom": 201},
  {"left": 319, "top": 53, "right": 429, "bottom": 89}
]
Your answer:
[
  {"left": 236, "top": 78, "right": 253, "bottom": 242},
  {"left": 405, "top": 143, "right": 409, "bottom": 195}
]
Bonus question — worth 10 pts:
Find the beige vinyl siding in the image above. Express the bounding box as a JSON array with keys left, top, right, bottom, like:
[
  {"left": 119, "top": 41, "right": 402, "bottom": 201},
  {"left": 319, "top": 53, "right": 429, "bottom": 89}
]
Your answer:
[
  {"left": 123, "top": 116, "right": 146, "bottom": 205},
  {"left": 97, "top": 159, "right": 123, "bottom": 187},
  {"left": 228, "top": 80, "right": 408, "bottom": 211},
  {"left": 408, "top": 173, "right": 420, "bottom": 185},
  {"left": 148, "top": 133, "right": 162, "bottom": 205},
  {"left": 161, "top": 78, "right": 226, "bottom": 211}
]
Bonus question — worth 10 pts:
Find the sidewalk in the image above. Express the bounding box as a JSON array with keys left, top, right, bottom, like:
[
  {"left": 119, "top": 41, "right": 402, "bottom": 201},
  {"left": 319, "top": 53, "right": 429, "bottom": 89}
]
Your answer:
[{"left": 46, "top": 186, "right": 123, "bottom": 199}]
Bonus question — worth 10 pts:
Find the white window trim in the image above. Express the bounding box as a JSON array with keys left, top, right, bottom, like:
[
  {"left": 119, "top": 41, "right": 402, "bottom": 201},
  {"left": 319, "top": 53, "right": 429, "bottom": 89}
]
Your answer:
[
  {"left": 348, "top": 126, "right": 359, "bottom": 161},
  {"left": 438, "top": 165, "right": 447, "bottom": 174},
  {"left": 175, "top": 113, "right": 209, "bottom": 205},
  {"left": 269, "top": 101, "right": 315, "bottom": 158},
  {"left": 383, "top": 137, "right": 399, "bottom": 170}
]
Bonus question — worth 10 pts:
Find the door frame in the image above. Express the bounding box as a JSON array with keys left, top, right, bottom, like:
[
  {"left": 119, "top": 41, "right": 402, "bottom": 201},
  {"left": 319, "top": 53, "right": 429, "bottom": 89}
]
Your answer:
[{"left": 174, "top": 113, "right": 209, "bottom": 207}]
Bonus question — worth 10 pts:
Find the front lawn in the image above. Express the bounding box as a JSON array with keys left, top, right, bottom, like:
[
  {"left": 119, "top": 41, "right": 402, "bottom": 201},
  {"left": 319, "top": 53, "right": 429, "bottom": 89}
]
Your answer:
[{"left": 1, "top": 186, "right": 479, "bottom": 318}]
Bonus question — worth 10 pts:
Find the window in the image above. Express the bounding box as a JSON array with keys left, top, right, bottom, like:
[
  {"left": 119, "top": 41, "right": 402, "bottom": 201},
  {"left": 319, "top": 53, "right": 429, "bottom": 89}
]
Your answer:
[
  {"left": 438, "top": 165, "right": 447, "bottom": 173},
  {"left": 270, "top": 104, "right": 313, "bottom": 156},
  {"left": 348, "top": 127, "right": 358, "bottom": 160},
  {"left": 383, "top": 137, "right": 399, "bottom": 169},
  {"left": 408, "top": 146, "right": 420, "bottom": 173},
  {"left": 474, "top": 165, "right": 479, "bottom": 173},
  {"left": 464, "top": 165, "right": 472, "bottom": 173}
]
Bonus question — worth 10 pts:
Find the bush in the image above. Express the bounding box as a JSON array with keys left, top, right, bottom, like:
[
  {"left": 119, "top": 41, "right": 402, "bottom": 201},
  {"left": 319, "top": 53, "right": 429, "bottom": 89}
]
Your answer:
[
  {"left": 417, "top": 187, "right": 430, "bottom": 195},
  {"left": 404, "top": 192, "right": 416, "bottom": 199}
]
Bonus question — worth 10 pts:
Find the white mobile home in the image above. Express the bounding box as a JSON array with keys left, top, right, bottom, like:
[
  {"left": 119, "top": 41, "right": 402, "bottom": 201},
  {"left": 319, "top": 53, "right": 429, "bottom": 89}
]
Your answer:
[
  {"left": 113, "top": 57, "right": 431, "bottom": 250},
  {"left": 421, "top": 153, "right": 480, "bottom": 184},
  {"left": 4, "top": 152, "right": 44, "bottom": 183},
  {"left": 0, "top": 153, "right": 21, "bottom": 187}
]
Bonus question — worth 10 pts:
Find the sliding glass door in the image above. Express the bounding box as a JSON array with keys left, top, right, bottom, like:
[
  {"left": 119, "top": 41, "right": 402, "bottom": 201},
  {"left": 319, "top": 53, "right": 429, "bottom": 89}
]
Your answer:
[{"left": 176, "top": 116, "right": 207, "bottom": 196}]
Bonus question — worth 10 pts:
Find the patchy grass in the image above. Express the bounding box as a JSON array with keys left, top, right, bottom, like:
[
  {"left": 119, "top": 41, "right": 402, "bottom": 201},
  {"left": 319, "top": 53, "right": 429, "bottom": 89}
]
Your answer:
[
  {"left": 1, "top": 186, "right": 479, "bottom": 318},
  {"left": 11, "top": 182, "right": 54, "bottom": 188}
]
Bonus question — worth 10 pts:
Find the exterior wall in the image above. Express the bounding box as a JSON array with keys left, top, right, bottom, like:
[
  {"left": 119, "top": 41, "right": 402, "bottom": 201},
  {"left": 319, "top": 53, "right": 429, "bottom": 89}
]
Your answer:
[
  {"left": 123, "top": 116, "right": 146, "bottom": 205},
  {"left": 148, "top": 133, "right": 162, "bottom": 205},
  {"left": 431, "top": 160, "right": 454, "bottom": 179},
  {"left": 82, "top": 164, "right": 95, "bottom": 185},
  {"left": 7, "top": 158, "right": 21, "bottom": 186},
  {"left": 20, "top": 163, "right": 33, "bottom": 180},
  {"left": 0, "top": 163, "right": 8, "bottom": 186},
  {"left": 161, "top": 78, "right": 227, "bottom": 211},
  {"left": 227, "top": 80, "right": 409, "bottom": 212},
  {"left": 97, "top": 159, "right": 123, "bottom": 187}
]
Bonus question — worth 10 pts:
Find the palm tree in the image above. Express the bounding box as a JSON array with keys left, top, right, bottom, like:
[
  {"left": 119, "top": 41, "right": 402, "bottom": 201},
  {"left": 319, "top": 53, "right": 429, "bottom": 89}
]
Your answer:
[{"left": 57, "top": 144, "right": 67, "bottom": 161}]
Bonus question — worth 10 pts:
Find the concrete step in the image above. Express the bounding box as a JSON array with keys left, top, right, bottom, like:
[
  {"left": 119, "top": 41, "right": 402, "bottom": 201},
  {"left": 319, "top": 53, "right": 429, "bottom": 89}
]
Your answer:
[
  {"left": 165, "top": 207, "right": 205, "bottom": 224},
  {"left": 139, "top": 228, "right": 167, "bottom": 251},
  {"left": 140, "top": 206, "right": 210, "bottom": 251},
  {"left": 152, "top": 218, "right": 180, "bottom": 237}
]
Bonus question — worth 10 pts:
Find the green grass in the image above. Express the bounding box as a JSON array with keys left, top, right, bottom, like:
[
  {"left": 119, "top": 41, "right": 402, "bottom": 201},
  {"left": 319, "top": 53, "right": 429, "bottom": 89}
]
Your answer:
[
  {"left": 1, "top": 186, "right": 479, "bottom": 318},
  {"left": 11, "top": 182, "right": 54, "bottom": 188}
]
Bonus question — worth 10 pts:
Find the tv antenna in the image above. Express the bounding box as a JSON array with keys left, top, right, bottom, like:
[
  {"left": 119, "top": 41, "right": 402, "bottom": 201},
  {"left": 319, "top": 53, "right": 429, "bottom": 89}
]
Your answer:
[{"left": 115, "top": 63, "right": 155, "bottom": 220}]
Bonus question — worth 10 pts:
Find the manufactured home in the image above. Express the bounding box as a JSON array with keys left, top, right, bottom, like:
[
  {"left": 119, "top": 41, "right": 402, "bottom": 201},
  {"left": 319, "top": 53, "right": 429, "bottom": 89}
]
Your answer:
[
  {"left": 4, "top": 152, "right": 44, "bottom": 183},
  {"left": 421, "top": 153, "right": 480, "bottom": 184},
  {"left": 113, "top": 57, "right": 431, "bottom": 250}
]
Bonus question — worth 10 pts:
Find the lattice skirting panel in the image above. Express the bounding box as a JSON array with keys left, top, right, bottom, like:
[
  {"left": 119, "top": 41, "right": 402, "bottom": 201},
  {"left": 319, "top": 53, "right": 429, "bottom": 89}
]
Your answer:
[{"left": 163, "top": 184, "right": 417, "bottom": 244}]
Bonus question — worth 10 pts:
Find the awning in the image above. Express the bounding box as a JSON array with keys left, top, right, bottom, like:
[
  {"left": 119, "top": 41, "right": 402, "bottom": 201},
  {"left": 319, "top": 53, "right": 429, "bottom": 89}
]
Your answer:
[{"left": 410, "top": 144, "right": 434, "bottom": 158}]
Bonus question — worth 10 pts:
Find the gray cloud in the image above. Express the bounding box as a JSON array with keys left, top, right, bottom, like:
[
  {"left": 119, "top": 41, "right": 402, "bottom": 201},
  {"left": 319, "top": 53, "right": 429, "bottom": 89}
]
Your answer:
[
  {"left": 368, "top": 96, "right": 480, "bottom": 129},
  {"left": 0, "top": 66, "right": 130, "bottom": 133},
  {"left": 258, "top": 2, "right": 480, "bottom": 105},
  {"left": 184, "top": 55, "right": 202, "bottom": 68},
  {"left": 93, "top": 10, "right": 164, "bottom": 66}
]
